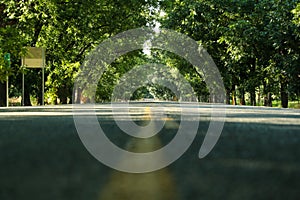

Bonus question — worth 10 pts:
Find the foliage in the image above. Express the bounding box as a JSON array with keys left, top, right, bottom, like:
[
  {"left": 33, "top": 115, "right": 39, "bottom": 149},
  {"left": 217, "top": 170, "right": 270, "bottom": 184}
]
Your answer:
[
  {"left": 159, "top": 0, "right": 300, "bottom": 107},
  {"left": 0, "top": 0, "right": 154, "bottom": 105},
  {"left": 45, "top": 61, "right": 80, "bottom": 104},
  {"left": 0, "top": 0, "right": 299, "bottom": 107},
  {"left": 292, "top": 2, "right": 300, "bottom": 26}
]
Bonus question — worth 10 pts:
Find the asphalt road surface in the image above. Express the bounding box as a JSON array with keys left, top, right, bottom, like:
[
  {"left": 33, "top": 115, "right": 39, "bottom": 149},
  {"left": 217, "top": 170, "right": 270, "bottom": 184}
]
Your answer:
[{"left": 0, "top": 103, "right": 300, "bottom": 200}]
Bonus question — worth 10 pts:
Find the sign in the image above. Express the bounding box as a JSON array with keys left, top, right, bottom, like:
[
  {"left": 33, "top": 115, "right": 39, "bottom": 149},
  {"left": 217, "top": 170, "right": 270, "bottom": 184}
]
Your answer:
[
  {"left": 21, "top": 47, "right": 46, "bottom": 106},
  {"left": 23, "top": 47, "right": 45, "bottom": 68},
  {"left": 4, "top": 53, "right": 10, "bottom": 62},
  {"left": 4, "top": 53, "right": 10, "bottom": 69}
]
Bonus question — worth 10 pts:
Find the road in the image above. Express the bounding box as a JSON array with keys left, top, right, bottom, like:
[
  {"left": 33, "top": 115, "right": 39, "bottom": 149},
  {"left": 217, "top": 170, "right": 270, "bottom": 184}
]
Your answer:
[{"left": 0, "top": 103, "right": 300, "bottom": 200}]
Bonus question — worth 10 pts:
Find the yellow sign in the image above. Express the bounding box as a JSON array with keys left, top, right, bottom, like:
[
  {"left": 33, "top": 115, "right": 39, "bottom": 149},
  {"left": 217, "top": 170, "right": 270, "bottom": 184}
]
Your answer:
[{"left": 23, "top": 47, "right": 45, "bottom": 68}]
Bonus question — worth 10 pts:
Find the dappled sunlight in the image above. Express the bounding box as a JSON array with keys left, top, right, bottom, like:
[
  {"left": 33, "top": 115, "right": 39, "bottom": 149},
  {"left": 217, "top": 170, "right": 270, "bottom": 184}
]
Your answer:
[
  {"left": 99, "top": 108, "right": 179, "bottom": 200},
  {"left": 98, "top": 168, "right": 178, "bottom": 200},
  {"left": 98, "top": 135, "right": 179, "bottom": 200}
]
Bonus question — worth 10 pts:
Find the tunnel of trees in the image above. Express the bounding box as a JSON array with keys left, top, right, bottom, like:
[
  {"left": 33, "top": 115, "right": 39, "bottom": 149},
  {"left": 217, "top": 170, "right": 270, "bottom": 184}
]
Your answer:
[{"left": 0, "top": 0, "right": 299, "bottom": 108}]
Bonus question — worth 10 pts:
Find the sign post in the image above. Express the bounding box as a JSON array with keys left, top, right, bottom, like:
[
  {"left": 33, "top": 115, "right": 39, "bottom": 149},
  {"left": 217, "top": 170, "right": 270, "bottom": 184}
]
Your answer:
[
  {"left": 21, "top": 57, "right": 24, "bottom": 106},
  {"left": 4, "top": 53, "right": 10, "bottom": 107},
  {"left": 42, "top": 48, "right": 45, "bottom": 106},
  {"left": 22, "top": 47, "right": 46, "bottom": 106}
]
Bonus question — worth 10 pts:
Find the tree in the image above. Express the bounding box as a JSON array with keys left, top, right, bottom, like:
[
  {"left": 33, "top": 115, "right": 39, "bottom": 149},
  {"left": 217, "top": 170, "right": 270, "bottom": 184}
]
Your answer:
[
  {"left": 291, "top": 2, "right": 300, "bottom": 103},
  {"left": 0, "top": 1, "right": 26, "bottom": 106},
  {"left": 1, "top": 0, "right": 155, "bottom": 105},
  {"left": 160, "top": 0, "right": 300, "bottom": 107},
  {"left": 263, "top": 0, "right": 299, "bottom": 108}
]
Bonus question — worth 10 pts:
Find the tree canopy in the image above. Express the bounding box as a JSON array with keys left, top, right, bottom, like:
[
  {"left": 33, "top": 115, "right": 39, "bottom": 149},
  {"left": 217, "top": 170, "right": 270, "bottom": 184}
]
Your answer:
[
  {"left": 160, "top": 0, "right": 299, "bottom": 107},
  {"left": 0, "top": 0, "right": 299, "bottom": 107}
]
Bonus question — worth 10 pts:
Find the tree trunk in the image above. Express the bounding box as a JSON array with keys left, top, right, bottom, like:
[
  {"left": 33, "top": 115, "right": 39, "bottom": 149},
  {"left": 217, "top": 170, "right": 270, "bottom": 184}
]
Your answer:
[
  {"left": 250, "top": 90, "right": 256, "bottom": 106},
  {"left": 0, "top": 82, "right": 7, "bottom": 107},
  {"left": 239, "top": 87, "right": 246, "bottom": 105},
  {"left": 24, "top": 91, "right": 32, "bottom": 106},
  {"left": 58, "top": 85, "right": 68, "bottom": 104},
  {"left": 23, "top": 80, "right": 32, "bottom": 106},
  {"left": 226, "top": 88, "right": 230, "bottom": 104},
  {"left": 72, "top": 88, "right": 82, "bottom": 104},
  {"left": 37, "top": 85, "right": 42, "bottom": 105},
  {"left": 267, "top": 92, "right": 272, "bottom": 107},
  {"left": 231, "top": 84, "right": 236, "bottom": 105},
  {"left": 281, "top": 81, "right": 288, "bottom": 108},
  {"left": 36, "top": 68, "right": 45, "bottom": 105},
  {"left": 249, "top": 58, "right": 256, "bottom": 106},
  {"left": 263, "top": 81, "right": 272, "bottom": 107}
]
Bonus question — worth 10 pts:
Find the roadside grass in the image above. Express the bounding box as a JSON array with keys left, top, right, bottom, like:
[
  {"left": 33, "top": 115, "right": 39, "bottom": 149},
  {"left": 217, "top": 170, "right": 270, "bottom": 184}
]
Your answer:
[
  {"left": 289, "top": 101, "right": 300, "bottom": 109},
  {"left": 272, "top": 101, "right": 300, "bottom": 109}
]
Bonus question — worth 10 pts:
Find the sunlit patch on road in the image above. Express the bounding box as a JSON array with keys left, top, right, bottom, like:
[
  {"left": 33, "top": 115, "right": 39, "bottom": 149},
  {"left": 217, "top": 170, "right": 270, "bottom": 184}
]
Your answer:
[
  {"left": 98, "top": 107, "right": 178, "bottom": 200},
  {"left": 98, "top": 136, "right": 179, "bottom": 200}
]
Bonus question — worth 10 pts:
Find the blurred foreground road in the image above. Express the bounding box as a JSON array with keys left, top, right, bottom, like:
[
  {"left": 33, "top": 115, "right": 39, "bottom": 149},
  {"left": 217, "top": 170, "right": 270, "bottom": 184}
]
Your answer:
[{"left": 0, "top": 103, "right": 300, "bottom": 200}]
